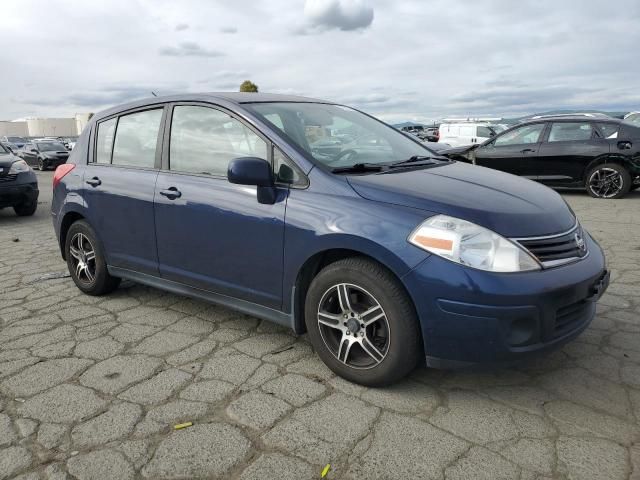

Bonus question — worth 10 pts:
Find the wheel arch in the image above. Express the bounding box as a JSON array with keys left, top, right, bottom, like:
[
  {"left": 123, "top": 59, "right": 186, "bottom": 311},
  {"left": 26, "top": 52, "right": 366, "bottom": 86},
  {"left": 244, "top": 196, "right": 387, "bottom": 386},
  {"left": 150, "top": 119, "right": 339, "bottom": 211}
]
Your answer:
[
  {"left": 583, "top": 154, "right": 631, "bottom": 183},
  {"left": 58, "top": 210, "right": 86, "bottom": 260}
]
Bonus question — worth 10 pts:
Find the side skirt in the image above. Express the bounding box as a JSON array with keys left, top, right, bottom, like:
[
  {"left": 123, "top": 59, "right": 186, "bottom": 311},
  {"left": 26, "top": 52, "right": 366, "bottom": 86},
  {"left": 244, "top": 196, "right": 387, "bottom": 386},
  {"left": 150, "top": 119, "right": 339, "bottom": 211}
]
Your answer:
[{"left": 108, "top": 266, "right": 294, "bottom": 330}]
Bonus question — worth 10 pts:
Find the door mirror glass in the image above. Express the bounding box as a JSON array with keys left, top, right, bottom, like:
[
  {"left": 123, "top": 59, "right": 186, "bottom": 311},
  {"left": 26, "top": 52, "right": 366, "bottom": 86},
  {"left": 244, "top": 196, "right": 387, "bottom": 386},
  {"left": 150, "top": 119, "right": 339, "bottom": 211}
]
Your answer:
[{"left": 228, "top": 157, "right": 273, "bottom": 187}]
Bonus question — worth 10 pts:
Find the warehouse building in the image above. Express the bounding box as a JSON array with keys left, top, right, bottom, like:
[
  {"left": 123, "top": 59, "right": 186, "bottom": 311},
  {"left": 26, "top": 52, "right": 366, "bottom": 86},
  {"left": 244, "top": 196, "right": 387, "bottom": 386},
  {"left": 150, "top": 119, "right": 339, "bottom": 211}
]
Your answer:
[{"left": 0, "top": 113, "right": 91, "bottom": 138}]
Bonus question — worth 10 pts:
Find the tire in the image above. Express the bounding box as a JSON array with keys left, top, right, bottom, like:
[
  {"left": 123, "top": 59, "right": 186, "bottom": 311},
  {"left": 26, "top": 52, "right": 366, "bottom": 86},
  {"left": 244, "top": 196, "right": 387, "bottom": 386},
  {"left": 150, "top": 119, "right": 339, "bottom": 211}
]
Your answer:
[
  {"left": 13, "top": 201, "right": 37, "bottom": 216},
  {"left": 630, "top": 185, "right": 639, "bottom": 191},
  {"left": 304, "top": 257, "right": 422, "bottom": 386},
  {"left": 585, "top": 164, "right": 631, "bottom": 199},
  {"left": 37, "top": 158, "right": 45, "bottom": 171},
  {"left": 65, "top": 220, "right": 120, "bottom": 295}
]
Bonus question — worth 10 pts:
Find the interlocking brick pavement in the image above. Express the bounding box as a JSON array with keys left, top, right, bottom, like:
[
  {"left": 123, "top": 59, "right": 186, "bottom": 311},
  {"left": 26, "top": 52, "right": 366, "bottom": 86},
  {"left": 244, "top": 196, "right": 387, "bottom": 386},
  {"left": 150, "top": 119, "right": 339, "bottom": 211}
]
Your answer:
[{"left": 1, "top": 171, "right": 639, "bottom": 479}]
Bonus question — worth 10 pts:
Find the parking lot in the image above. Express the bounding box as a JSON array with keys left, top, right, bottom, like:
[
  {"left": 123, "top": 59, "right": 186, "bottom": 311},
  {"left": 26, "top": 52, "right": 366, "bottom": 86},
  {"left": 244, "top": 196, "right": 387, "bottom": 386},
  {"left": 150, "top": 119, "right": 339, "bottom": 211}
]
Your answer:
[{"left": 0, "top": 170, "right": 638, "bottom": 480}]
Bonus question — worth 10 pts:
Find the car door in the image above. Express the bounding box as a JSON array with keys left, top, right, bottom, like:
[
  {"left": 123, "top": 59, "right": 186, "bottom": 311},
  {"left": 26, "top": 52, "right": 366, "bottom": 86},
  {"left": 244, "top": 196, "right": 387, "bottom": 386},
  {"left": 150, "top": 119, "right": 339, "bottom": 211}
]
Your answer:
[
  {"left": 474, "top": 123, "right": 546, "bottom": 177},
  {"left": 84, "top": 107, "right": 165, "bottom": 276},
  {"left": 534, "top": 121, "right": 608, "bottom": 186},
  {"left": 153, "top": 103, "right": 287, "bottom": 309},
  {"left": 21, "top": 143, "right": 37, "bottom": 165}
]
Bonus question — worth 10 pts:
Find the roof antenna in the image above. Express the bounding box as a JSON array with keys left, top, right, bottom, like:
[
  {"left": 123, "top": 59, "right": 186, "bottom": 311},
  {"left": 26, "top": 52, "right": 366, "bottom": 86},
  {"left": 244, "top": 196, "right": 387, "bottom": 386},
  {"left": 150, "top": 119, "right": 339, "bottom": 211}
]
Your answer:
[{"left": 151, "top": 91, "right": 158, "bottom": 97}]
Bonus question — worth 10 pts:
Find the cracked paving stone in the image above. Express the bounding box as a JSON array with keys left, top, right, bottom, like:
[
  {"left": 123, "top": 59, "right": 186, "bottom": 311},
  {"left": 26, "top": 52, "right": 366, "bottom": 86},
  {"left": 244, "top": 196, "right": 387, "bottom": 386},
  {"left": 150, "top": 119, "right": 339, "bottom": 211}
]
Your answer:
[
  {"left": 18, "top": 384, "right": 108, "bottom": 423},
  {"left": 1, "top": 357, "right": 93, "bottom": 397},
  {"left": 146, "top": 399, "right": 210, "bottom": 425},
  {"left": 72, "top": 402, "right": 142, "bottom": 448},
  {"left": 43, "top": 463, "right": 69, "bottom": 480},
  {"left": 31, "top": 340, "right": 76, "bottom": 359},
  {"left": 118, "top": 368, "right": 192, "bottom": 405},
  {"left": 285, "top": 355, "right": 334, "bottom": 380},
  {"left": 0, "top": 413, "right": 17, "bottom": 446},
  {"left": 0, "top": 445, "right": 32, "bottom": 480},
  {"left": 557, "top": 436, "right": 628, "bottom": 480},
  {"left": 445, "top": 446, "right": 520, "bottom": 480},
  {"left": 209, "top": 327, "right": 246, "bottom": 343},
  {"left": 347, "top": 412, "right": 469, "bottom": 480},
  {"left": 263, "top": 393, "right": 379, "bottom": 464},
  {"left": 118, "top": 438, "right": 153, "bottom": 470},
  {"left": 142, "top": 423, "right": 251, "bottom": 479},
  {"left": 109, "top": 323, "right": 162, "bottom": 343},
  {"left": 226, "top": 390, "right": 291, "bottom": 429},
  {"left": 360, "top": 380, "right": 439, "bottom": 413},
  {"left": 131, "top": 330, "right": 199, "bottom": 356},
  {"left": 233, "top": 333, "right": 295, "bottom": 358},
  {"left": 67, "top": 449, "right": 134, "bottom": 480},
  {"left": 37, "top": 423, "right": 68, "bottom": 449},
  {"left": 0, "top": 357, "right": 40, "bottom": 379},
  {"left": 74, "top": 336, "right": 124, "bottom": 360},
  {"left": 261, "top": 373, "right": 326, "bottom": 407},
  {"left": 240, "top": 453, "right": 315, "bottom": 480},
  {"left": 500, "top": 438, "right": 555, "bottom": 476},
  {"left": 179, "top": 379, "right": 235, "bottom": 403},
  {"left": 199, "top": 352, "right": 261, "bottom": 385},
  {"left": 165, "top": 338, "right": 217, "bottom": 366},
  {"left": 79, "top": 355, "right": 162, "bottom": 394},
  {"left": 15, "top": 418, "right": 37, "bottom": 438},
  {"left": 166, "top": 317, "right": 214, "bottom": 335}
]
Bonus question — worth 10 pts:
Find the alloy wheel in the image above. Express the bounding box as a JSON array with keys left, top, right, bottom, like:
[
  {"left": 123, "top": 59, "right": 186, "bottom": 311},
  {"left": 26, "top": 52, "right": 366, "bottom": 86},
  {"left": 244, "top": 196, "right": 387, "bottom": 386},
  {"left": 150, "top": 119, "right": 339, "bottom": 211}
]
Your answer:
[
  {"left": 317, "top": 283, "right": 390, "bottom": 369},
  {"left": 69, "top": 232, "right": 96, "bottom": 284},
  {"left": 588, "top": 167, "right": 624, "bottom": 198}
]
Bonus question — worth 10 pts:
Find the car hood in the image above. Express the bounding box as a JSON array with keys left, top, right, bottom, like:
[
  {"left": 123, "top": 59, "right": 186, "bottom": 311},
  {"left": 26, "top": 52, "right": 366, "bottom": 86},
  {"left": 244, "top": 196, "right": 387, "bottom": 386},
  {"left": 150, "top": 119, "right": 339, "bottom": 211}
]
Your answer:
[
  {"left": 0, "top": 152, "right": 20, "bottom": 169},
  {"left": 346, "top": 162, "right": 576, "bottom": 237}
]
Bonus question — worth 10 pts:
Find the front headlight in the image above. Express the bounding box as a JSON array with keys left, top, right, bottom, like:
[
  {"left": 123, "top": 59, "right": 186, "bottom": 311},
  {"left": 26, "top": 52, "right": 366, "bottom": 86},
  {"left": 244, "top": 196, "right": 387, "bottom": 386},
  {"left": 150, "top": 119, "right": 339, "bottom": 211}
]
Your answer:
[
  {"left": 8, "top": 160, "right": 30, "bottom": 174},
  {"left": 408, "top": 214, "right": 541, "bottom": 272}
]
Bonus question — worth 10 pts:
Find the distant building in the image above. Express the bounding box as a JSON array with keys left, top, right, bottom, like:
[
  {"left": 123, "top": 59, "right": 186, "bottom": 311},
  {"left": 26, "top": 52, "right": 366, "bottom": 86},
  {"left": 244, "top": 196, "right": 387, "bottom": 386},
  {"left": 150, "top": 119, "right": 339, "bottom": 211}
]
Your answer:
[{"left": 0, "top": 113, "right": 91, "bottom": 138}]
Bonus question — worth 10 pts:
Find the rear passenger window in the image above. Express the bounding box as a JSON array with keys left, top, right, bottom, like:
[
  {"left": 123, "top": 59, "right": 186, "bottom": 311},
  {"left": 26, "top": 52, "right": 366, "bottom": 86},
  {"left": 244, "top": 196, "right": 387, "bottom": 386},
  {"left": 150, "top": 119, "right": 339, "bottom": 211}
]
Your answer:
[
  {"left": 111, "top": 109, "right": 163, "bottom": 168},
  {"left": 169, "top": 105, "right": 268, "bottom": 176},
  {"left": 548, "top": 123, "right": 592, "bottom": 142},
  {"left": 96, "top": 118, "right": 116, "bottom": 163},
  {"left": 596, "top": 123, "right": 619, "bottom": 139}
]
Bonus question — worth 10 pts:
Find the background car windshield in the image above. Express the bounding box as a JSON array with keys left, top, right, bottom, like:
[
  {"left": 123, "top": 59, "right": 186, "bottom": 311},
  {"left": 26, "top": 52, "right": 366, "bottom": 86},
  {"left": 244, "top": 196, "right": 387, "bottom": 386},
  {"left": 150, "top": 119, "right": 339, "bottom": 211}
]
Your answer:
[
  {"left": 0, "top": 143, "right": 8, "bottom": 154},
  {"left": 37, "top": 142, "right": 66, "bottom": 151},
  {"left": 246, "top": 102, "right": 435, "bottom": 167},
  {"left": 8, "top": 137, "right": 25, "bottom": 143}
]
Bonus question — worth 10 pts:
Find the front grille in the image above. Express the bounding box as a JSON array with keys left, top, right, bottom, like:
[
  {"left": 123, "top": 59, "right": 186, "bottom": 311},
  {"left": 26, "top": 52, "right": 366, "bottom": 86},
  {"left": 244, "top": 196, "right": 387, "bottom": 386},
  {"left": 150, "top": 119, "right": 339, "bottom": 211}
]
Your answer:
[
  {"left": 0, "top": 174, "right": 18, "bottom": 183},
  {"left": 514, "top": 223, "right": 588, "bottom": 268},
  {"left": 554, "top": 300, "right": 590, "bottom": 337}
]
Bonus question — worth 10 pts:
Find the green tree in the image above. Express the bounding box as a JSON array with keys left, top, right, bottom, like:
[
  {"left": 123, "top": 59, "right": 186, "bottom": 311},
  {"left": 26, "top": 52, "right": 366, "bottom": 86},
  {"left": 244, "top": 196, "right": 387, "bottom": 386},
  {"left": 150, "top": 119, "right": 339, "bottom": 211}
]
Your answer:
[{"left": 239, "top": 80, "right": 258, "bottom": 93}]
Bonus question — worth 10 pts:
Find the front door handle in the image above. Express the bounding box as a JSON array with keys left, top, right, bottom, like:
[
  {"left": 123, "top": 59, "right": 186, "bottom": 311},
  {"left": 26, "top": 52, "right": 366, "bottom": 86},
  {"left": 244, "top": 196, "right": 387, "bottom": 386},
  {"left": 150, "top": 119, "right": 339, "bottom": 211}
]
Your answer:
[
  {"left": 618, "top": 141, "right": 632, "bottom": 150},
  {"left": 521, "top": 148, "right": 535, "bottom": 153},
  {"left": 86, "top": 177, "right": 101, "bottom": 187},
  {"left": 159, "top": 187, "right": 182, "bottom": 200}
]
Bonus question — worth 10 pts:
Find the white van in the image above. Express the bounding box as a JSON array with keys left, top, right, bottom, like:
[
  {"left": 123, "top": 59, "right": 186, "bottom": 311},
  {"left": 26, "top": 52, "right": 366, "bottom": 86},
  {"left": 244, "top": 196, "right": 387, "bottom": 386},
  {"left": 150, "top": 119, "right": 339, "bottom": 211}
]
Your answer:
[{"left": 438, "top": 123, "right": 498, "bottom": 147}]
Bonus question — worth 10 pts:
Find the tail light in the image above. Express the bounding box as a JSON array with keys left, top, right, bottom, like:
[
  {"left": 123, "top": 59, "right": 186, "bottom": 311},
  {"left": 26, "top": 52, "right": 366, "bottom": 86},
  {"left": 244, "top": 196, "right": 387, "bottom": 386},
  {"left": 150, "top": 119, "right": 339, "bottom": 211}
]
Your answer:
[{"left": 53, "top": 164, "right": 75, "bottom": 189}]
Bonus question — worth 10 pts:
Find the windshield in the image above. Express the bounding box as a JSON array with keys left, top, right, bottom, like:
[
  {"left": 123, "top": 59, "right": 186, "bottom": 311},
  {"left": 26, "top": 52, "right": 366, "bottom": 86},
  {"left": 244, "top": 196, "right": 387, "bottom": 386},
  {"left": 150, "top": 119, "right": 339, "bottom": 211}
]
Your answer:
[
  {"left": 37, "top": 142, "right": 66, "bottom": 151},
  {"left": 7, "top": 137, "right": 25, "bottom": 143},
  {"left": 245, "top": 102, "right": 437, "bottom": 168}
]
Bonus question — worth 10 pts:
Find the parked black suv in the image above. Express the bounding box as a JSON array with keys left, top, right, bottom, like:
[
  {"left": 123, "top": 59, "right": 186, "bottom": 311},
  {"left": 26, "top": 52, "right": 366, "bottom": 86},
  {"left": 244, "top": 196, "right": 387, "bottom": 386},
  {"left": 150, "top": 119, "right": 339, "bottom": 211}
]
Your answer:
[
  {"left": 0, "top": 143, "right": 39, "bottom": 216},
  {"left": 18, "top": 141, "right": 70, "bottom": 171},
  {"left": 441, "top": 115, "right": 640, "bottom": 198}
]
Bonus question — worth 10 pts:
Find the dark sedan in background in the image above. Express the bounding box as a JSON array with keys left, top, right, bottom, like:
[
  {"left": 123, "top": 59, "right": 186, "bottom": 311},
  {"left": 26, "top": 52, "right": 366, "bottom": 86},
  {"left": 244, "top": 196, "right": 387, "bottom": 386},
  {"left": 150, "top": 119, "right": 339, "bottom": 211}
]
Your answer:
[
  {"left": 0, "top": 143, "right": 38, "bottom": 216},
  {"left": 441, "top": 115, "right": 640, "bottom": 198},
  {"left": 18, "top": 141, "right": 70, "bottom": 171}
]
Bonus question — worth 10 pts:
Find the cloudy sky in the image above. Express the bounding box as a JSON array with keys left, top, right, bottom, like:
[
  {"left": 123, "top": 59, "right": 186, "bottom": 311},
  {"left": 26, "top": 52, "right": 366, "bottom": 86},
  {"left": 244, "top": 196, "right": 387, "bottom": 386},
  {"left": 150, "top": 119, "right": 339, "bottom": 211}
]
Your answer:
[{"left": 2, "top": 0, "right": 639, "bottom": 123}]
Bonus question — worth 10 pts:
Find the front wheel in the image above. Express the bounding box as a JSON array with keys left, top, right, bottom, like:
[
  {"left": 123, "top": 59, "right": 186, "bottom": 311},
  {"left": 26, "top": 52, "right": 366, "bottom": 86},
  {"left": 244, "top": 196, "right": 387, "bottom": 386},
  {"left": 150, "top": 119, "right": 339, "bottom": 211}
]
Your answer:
[
  {"left": 586, "top": 164, "right": 631, "bottom": 199},
  {"left": 13, "top": 201, "right": 37, "bottom": 216},
  {"left": 65, "top": 220, "right": 120, "bottom": 295},
  {"left": 304, "top": 257, "right": 422, "bottom": 386}
]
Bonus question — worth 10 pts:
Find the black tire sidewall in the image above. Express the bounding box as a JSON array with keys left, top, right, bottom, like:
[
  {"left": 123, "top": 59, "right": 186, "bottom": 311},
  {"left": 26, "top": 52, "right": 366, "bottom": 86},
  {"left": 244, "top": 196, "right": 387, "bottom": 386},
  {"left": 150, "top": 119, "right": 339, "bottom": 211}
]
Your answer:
[
  {"left": 13, "top": 201, "right": 37, "bottom": 216},
  {"left": 304, "top": 258, "right": 422, "bottom": 386},
  {"left": 65, "top": 220, "right": 118, "bottom": 295},
  {"left": 586, "top": 164, "right": 631, "bottom": 199}
]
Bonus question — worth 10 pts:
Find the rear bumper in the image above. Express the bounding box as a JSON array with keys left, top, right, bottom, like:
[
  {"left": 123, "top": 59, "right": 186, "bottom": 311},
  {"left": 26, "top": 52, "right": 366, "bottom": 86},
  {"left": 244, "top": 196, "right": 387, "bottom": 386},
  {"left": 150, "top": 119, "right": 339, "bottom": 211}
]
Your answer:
[
  {"left": 0, "top": 171, "right": 39, "bottom": 207},
  {"left": 403, "top": 231, "right": 607, "bottom": 367}
]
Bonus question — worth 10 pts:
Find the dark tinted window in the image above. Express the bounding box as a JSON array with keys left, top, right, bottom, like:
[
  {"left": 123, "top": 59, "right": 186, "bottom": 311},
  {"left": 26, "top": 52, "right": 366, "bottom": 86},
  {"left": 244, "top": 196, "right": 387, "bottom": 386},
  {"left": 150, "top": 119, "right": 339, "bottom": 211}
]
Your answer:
[
  {"left": 112, "top": 109, "right": 163, "bottom": 168},
  {"left": 596, "top": 123, "right": 619, "bottom": 139},
  {"left": 477, "top": 126, "right": 494, "bottom": 138},
  {"left": 37, "top": 142, "right": 66, "bottom": 152},
  {"left": 96, "top": 118, "right": 116, "bottom": 164},
  {"left": 548, "top": 122, "right": 592, "bottom": 142},
  {"left": 494, "top": 124, "right": 544, "bottom": 146},
  {"left": 169, "top": 105, "right": 268, "bottom": 176}
]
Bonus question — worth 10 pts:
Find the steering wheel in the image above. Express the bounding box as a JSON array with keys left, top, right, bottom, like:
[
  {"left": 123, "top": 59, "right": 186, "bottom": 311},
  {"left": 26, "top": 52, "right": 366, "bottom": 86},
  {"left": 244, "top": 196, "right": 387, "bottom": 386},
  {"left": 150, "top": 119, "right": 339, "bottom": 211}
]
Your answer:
[{"left": 326, "top": 149, "right": 359, "bottom": 165}]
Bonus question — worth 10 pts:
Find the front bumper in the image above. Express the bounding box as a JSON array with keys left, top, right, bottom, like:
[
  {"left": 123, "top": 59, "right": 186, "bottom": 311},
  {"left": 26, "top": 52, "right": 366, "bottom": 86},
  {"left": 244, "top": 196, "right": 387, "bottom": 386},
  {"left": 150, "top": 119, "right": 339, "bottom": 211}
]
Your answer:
[
  {"left": 403, "top": 232, "right": 607, "bottom": 367},
  {"left": 0, "top": 171, "right": 39, "bottom": 208}
]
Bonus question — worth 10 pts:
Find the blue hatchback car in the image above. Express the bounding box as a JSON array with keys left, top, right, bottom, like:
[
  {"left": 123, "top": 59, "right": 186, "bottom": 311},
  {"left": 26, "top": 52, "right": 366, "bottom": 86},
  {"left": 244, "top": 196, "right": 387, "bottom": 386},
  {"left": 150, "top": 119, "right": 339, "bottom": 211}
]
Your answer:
[{"left": 52, "top": 93, "right": 609, "bottom": 385}]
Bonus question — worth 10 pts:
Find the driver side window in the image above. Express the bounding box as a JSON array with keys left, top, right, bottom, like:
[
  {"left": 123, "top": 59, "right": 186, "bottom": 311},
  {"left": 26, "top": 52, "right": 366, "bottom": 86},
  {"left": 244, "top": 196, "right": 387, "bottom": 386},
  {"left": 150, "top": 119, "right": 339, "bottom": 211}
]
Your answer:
[{"left": 494, "top": 124, "right": 545, "bottom": 147}]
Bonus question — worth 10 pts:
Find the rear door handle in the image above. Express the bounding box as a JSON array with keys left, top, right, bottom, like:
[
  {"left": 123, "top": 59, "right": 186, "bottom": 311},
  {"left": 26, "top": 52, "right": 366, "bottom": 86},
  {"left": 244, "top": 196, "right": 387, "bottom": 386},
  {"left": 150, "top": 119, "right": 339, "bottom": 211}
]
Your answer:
[
  {"left": 618, "top": 141, "right": 632, "bottom": 150},
  {"left": 520, "top": 148, "right": 535, "bottom": 153},
  {"left": 159, "top": 187, "right": 182, "bottom": 200},
  {"left": 86, "top": 177, "right": 101, "bottom": 187}
]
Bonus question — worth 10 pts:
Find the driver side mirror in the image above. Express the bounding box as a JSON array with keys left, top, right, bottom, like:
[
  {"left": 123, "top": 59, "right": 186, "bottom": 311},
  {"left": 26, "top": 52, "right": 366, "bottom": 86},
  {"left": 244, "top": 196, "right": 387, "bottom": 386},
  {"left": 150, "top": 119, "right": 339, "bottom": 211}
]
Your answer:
[{"left": 227, "top": 157, "right": 277, "bottom": 204}]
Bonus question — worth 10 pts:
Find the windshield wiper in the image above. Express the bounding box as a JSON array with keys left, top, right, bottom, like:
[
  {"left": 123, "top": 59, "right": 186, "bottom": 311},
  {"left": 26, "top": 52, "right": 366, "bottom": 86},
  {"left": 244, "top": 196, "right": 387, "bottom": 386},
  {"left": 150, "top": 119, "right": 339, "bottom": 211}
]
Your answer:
[
  {"left": 390, "top": 155, "right": 435, "bottom": 166},
  {"left": 331, "top": 163, "right": 385, "bottom": 174}
]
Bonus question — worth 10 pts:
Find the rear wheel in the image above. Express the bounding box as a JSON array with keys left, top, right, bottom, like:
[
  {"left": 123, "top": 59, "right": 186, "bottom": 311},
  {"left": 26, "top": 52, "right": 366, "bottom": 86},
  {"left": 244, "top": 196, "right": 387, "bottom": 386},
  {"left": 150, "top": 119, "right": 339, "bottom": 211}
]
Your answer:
[
  {"left": 37, "top": 158, "right": 46, "bottom": 171},
  {"left": 586, "top": 164, "right": 631, "bottom": 199},
  {"left": 65, "top": 220, "right": 120, "bottom": 295},
  {"left": 304, "top": 257, "right": 421, "bottom": 386},
  {"left": 13, "top": 201, "right": 37, "bottom": 216}
]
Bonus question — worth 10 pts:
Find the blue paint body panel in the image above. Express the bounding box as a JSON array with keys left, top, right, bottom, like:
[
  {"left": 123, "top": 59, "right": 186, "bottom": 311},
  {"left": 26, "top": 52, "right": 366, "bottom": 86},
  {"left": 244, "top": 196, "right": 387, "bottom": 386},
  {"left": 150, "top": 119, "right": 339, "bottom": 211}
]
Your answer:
[{"left": 51, "top": 93, "right": 608, "bottom": 368}]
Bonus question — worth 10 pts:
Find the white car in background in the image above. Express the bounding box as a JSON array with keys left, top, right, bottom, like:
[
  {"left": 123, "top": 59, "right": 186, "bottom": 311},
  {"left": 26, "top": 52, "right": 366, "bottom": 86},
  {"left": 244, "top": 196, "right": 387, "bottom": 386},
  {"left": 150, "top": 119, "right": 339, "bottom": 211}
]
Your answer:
[
  {"left": 438, "top": 122, "right": 500, "bottom": 147},
  {"left": 624, "top": 111, "right": 640, "bottom": 126}
]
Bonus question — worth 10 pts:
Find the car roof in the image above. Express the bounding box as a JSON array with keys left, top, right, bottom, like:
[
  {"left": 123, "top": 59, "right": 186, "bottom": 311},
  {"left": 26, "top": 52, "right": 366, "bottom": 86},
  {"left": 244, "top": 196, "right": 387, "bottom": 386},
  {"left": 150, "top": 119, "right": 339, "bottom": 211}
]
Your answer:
[
  {"left": 519, "top": 115, "right": 622, "bottom": 125},
  {"left": 92, "top": 92, "right": 330, "bottom": 122}
]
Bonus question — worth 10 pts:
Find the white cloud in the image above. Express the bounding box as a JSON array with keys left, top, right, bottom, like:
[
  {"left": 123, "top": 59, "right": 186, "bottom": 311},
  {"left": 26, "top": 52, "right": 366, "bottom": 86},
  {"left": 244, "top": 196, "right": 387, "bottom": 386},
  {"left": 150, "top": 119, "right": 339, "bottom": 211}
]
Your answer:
[{"left": 303, "top": 0, "right": 374, "bottom": 31}]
